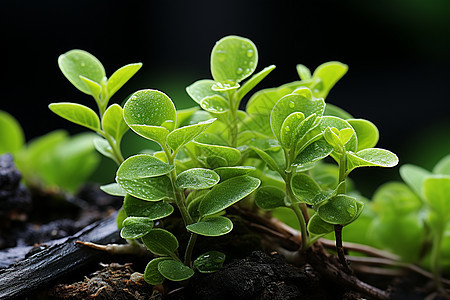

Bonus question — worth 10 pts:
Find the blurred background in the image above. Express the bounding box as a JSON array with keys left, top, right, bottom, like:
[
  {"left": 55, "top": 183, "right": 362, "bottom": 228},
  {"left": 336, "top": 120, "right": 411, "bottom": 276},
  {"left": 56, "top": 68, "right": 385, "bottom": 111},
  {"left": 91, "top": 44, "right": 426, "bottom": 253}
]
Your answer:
[{"left": 3, "top": 0, "right": 450, "bottom": 194}]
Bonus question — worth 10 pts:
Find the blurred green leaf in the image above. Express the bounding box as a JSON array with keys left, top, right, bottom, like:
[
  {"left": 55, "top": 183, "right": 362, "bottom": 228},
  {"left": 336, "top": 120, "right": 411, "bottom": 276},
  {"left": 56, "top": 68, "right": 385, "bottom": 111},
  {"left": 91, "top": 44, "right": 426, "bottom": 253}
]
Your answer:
[{"left": 0, "top": 110, "right": 24, "bottom": 154}]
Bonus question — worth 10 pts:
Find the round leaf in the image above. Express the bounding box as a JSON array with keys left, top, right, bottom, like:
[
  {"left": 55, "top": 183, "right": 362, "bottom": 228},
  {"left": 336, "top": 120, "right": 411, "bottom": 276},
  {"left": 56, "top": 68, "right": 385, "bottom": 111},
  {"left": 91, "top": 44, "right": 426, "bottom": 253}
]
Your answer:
[
  {"left": 291, "top": 173, "right": 322, "bottom": 205},
  {"left": 142, "top": 228, "right": 178, "bottom": 256},
  {"left": 311, "top": 61, "right": 348, "bottom": 98},
  {"left": 102, "top": 104, "right": 129, "bottom": 142},
  {"left": 144, "top": 257, "right": 171, "bottom": 285},
  {"left": 117, "top": 175, "right": 173, "bottom": 201},
  {"left": 117, "top": 154, "right": 174, "bottom": 180},
  {"left": 270, "top": 93, "right": 325, "bottom": 141},
  {"left": 317, "top": 194, "right": 364, "bottom": 225},
  {"left": 293, "top": 139, "right": 333, "bottom": 166},
  {"left": 186, "top": 216, "right": 233, "bottom": 236},
  {"left": 176, "top": 168, "right": 220, "bottom": 190},
  {"left": 347, "top": 119, "right": 379, "bottom": 151},
  {"left": 200, "top": 95, "right": 229, "bottom": 114},
  {"left": 211, "top": 35, "right": 258, "bottom": 84},
  {"left": 423, "top": 176, "right": 450, "bottom": 220},
  {"left": 123, "top": 89, "right": 176, "bottom": 133},
  {"left": 120, "top": 216, "right": 154, "bottom": 239},
  {"left": 199, "top": 175, "right": 261, "bottom": 217},
  {"left": 49, "top": 103, "right": 100, "bottom": 132},
  {"left": 193, "top": 142, "right": 241, "bottom": 167},
  {"left": 158, "top": 260, "right": 194, "bottom": 282},
  {"left": 186, "top": 79, "right": 226, "bottom": 105},
  {"left": 307, "top": 213, "right": 334, "bottom": 236},
  {"left": 58, "top": 49, "right": 105, "bottom": 95},
  {"left": 280, "top": 112, "right": 305, "bottom": 149},
  {"left": 254, "top": 186, "right": 285, "bottom": 210},
  {"left": 123, "top": 194, "right": 174, "bottom": 220},
  {"left": 193, "top": 251, "right": 226, "bottom": 273},
  {"left": 318, "top": 116, "right": 357, "bottom": 152}
]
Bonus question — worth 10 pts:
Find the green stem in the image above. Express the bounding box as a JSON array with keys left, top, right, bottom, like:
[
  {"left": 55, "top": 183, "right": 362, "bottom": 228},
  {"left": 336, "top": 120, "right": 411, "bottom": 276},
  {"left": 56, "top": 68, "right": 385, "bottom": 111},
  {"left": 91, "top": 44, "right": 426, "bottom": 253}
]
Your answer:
[
  {"left": 291, "top": 203, "right": 308, "bottom": 252},
  {"left": 431, "top": 226, "right": 445, "bottom": 293},
  {"left": 184, "top": 233, "right": 198, "bottom": 267},
  {"left": 103, "top": 133, "right": 124, "bottom": 165},
  {"left": 227, "top": 92, "right": 239, "bottom": 148}
]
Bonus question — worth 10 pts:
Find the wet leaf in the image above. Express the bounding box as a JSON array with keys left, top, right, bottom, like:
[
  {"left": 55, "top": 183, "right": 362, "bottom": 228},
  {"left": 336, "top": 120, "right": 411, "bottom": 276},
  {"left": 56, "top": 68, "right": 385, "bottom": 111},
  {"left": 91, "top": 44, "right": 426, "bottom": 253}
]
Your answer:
[
  {"left": 117, "top": 154, "right": 173, "bottom": 179},
  {"left": 347, "top": 119, "right": 379, "bottom": 151},
  {"left": 117, "top": 175, "right": 173, "bottom": 201},
  {"left": 186, "top": 216, "right": 233, "bottom": 236},
  {"left": 293, "top": 139, "right": 333, "bottom": 166},
  {"left": 142, "top": 228, "right": 178, "bottom": 256},
  {"left": 186, "top": 79, "right": 226, "bottom": 105},
  {"left": 317, "top": 194, "right": 364, "bottom": 225},
  {"left": 311, "top": 62, "right": 348, "bottom": 98},
  {"left": 176, "top": 168, "right": 220, "bottom": 189},
  {"left": 58, "top": 49, "right": 105, "bottom": 95},
  {"left": 107, "top": 63, "right": 142, "bottom": 98},
  {"left": 167, "top": 119, "right": 216, "bottom": 153},
  {"left": 123, "top": 194, "right": 174, "bottom": 220},
  {"left": 347, "top": 148, "right": 399, "bottom": 172},
  {"left": 236, "top": 65, "right": 276, "bottom": 101},
  {"left": 213, "top": 166, "right": 256, "bottom": 181},
  {"left": 120, "top": 216, "right": 153, "bottom": 239},
  {"left": 158, "top": 260, "right": 194, "bottom": 281},
  {"left": 100, "top": 182, "right": 127, "bottom": 196},
  {"left": 199, "top": 175, "right": 261, "bottom": 217},
  {"left": 307, "top": 213, "right": 334, "bottom": 235},
  {"left": 49, "top": 103, "right": 100, "bottom": 132},
  {"left": 102, "top": 104, "right": 129, "bottom": 142},
  {"left": 254, "top": 186, "right": 285, "bottom": 210},
  {"left": 291, "top": 173, "right": 322, "bottom": 205},
  {"left": 194, "top": 251, "right": 226, "bottom": 273},
  {"left": 144, "top": 257, "right": 171, "bottom": 285}
]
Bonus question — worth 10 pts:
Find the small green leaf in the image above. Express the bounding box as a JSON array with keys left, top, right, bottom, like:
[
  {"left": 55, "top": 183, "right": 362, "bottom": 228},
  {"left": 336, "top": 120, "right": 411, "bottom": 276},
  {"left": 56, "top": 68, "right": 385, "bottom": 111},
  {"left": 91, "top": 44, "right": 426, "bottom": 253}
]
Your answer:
[
  {"left": 433, "top": 154, "right": 450, "bottom": 175},
  {"left": 296, "top": 64, "right": 311, "bottom": 80},
  {"left": 120, "top": 216, "right": 154, "bottom": 239},
  {"left": 317, "top": 194, "right": 364, "bottom": 225},
  {"left": 176, "top": 168, "right": 220, "bottom": 189},
  {"left": 291, "top": 173, "right": 322, "bottom": 205},
  {"left": 347, "top": 119, "right": 379, "bottom": 151},
  {"left": 128, "top": 124, "right": 170, "bottom": 145},
  {"left": 187, "top": 190, "right": 209, "bottom": 221},
  {"left": 186, "top": 216, "right": 233, "bottom": 236},
  {"left": 123, "top": 89, "right": 176, "bottom": 133},
  {"left": 280, "top": 112, "right": 305, "bottom": 149},
  {"left": 347, "top": 148, "right": 399, "bottom": 172},
  {"left": 307, "top": 213, "right": 334, "bottom": 235},
  {"left": 246, "top": 88, "right": 280, "bottom": 117},
  {"left": 102, "top": 104, "right": 129, "bottom": 142},
  {"left": 211, "top": 82, "right": 240, "bottom": 91},
  {"left": 142, "top": 228, "right": 178, "bottom": 256},
  {"left": 107, "top": 63, "right": 142, "bottom": 98},
  {"left": 423, "top": 176, "right": 450, "bottom": 221},
  {"left": 236, "top": 65, "right": 276, "bottom": 101},
  {"left": 339, "top": 128, "right": 354, "bottom": 145},
  {"left": 79, "top": 76, "right": 102, "bottom": 100},
  {"left": 199, "top": 175, "right": 261, "bottom": 217},
  {"left": 144, "top": 257, "right": 171, "bottom": 285},
  {"left": 123, "top": 194, "right": 174, "bottom": 220},
  {"left": 200, "top": 95, "right": 229, "bottom": 114},
  {"left": 186, "top": 79, "right": 226, "bottom": 105},
  {"left": 58, "top": 49, "right": 105, "bottom": 95},
  {"left": 176, "top": 106, "right": 199, "bottom": 128},
  {"left": 0, "top": 110, "right": 24, "bottom": 154},
  {"left": 254, "top": 186, "right": 285, "bottom": 210},
  {"left": 250, "top": 146, "right": 283, "bottom": 175},
  {"left": 399, "top": 164, "right": 431, "bottom": 197},
  {"left": 93, "top": 137, "right": 116, "bottom": 162},
  {"left": 117, "top": 175, "right": 173, "bottom": 201},
  {"left": 193, "top": 142, "right": 241, "bottom": 167},
  {"left": 158, "top": 260, "right": 194, "bottom": 281},
  {"left": 100, "top": 182, "right": 127, "bottom": 196},
  {"left": 49, "top": 103, "right": 100, "bottom": 132},
  {"left": 213, "top": 166, "right": 256, "bottom": 181},
  {"left": 311, "top": 62, "right": 348, "bottom": 98},
  {"left": 211, "top": 35, "right": 258, "bottom": 85},
  {"left": 167, "top": 119, "right": 216, "bottom": 153},
  {"left": 117, "top": 154, "right": 174, "bottom": 179},
  {"left": 194, "top": 251, "right": 226, "bottom": 273},
  {"left": 270, "top": 93, "right": 325, "bottom": 142},
  {"left": 317, "top": 116, "right": 357, "bottom": 152},
  {"left": 293, "top": 139, "right": 333, "bottom": 166}
]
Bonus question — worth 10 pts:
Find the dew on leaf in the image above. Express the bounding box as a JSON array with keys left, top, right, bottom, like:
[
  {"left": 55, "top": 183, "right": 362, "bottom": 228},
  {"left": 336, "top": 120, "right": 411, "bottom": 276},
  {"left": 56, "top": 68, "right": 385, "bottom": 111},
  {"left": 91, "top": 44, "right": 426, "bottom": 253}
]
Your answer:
[
  {"left": 289, "top": 101, "right": 295, "bottom": 108},
  {"left": 236, "top": 68, "right": 243, "bottom": 75},
  {"left": 246, "top": 49, "right": 254, "bottom": 58}
]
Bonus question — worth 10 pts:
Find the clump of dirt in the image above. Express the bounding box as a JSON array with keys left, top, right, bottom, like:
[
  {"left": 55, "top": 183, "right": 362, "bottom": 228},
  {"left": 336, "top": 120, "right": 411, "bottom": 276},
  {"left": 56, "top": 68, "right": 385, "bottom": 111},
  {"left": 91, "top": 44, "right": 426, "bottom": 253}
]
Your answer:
[{"left": 48, "top": 263, "right": 161, "bottom": 300}]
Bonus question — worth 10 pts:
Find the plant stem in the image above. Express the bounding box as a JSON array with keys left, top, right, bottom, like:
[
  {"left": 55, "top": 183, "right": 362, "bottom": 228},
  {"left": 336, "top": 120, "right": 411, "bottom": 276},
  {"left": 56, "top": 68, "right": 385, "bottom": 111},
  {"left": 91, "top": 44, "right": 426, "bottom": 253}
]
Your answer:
[
  {"left": 292, "top": 203, "right": 308, "bottom": 252},
  {"left": 431, "top": 226, "right": 445, "bottom": 293},
  {"left": 335, "top": 153, "right": 351, "bottom": 271},
  {"left": 228, "top": 91, "right": 239, "bottom": 148},
  {"left": 184, "top": 233, "right": 198, "bottom": 267},
  {"left": 103, "top": 133, "right": 124, "bottom": 165}
]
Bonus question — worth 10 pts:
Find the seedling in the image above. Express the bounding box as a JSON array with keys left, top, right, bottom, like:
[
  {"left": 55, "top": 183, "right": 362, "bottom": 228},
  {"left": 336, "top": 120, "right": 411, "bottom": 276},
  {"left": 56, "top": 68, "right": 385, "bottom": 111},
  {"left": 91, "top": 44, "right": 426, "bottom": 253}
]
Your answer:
[{"left": 49, "top": 49, "right": 142, "bottom": 165}]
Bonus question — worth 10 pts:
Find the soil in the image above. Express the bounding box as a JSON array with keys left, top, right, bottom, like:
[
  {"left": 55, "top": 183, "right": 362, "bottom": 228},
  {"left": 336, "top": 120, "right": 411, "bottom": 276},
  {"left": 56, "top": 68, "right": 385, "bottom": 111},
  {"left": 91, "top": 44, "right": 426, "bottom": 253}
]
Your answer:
[{"left": 1, "top": 153, "right": 449, "bottom": 300}]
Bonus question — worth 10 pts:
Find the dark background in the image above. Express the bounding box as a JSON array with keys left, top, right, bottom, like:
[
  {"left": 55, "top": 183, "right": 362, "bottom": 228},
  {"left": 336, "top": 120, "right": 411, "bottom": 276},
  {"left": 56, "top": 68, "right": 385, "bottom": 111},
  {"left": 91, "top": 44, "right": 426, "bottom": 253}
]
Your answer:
[{"left": 3, "top": 0, "right": 450, "bottom": 192}]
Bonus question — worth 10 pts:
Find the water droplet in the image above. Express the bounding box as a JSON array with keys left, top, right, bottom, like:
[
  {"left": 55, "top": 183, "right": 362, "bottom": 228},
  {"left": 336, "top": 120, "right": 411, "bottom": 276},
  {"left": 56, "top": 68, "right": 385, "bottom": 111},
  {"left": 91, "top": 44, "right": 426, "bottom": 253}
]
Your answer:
[
  {"left": 249, "top": 61, "right": 254, "bottom": 66},
  {"left": 285, "top": 126, "right": 290, "bottom": 132},
  {"left": 246, "top": 49, "right": 254, "bottom": 58},
  {"left": 216, "top": 50, "right": 227, "bottom": 62},
  {"left": 236, "top": 67, "right": 243, "bottom": 75},
  {"left": 296, "top": 114, "right": 302, "bottom": 119},
  {"left": 81, "top": 62, "right": 85, "bottom": 67},
  {"left": 289, "top": 101, "right": 295, "bottom": 108}
]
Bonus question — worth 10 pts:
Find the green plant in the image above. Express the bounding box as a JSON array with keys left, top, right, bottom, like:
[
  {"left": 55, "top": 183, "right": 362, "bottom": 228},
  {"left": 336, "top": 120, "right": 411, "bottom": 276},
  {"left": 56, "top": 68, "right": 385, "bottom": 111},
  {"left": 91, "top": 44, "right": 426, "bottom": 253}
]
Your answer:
[
  {"left": 0, "top": 110, "right": 99, "bottom": 193},
  {"left": 345, "top": 155, "right": 450, "bottom": 293},
  {"left": 48, "top": 36, "right": 400, "bottom": 285},
  {"left": 49, "top": 49, "right": 142, "bottom": 165}
]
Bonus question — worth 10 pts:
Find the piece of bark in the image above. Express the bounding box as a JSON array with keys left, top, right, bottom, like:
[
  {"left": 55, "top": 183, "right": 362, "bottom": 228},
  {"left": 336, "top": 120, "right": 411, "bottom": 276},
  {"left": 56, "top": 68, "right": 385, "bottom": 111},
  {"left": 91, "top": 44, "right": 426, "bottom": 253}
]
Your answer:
[{"left": 0, "top": 212, "right": 120, "bottom": 300}]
